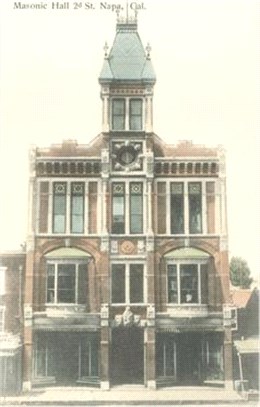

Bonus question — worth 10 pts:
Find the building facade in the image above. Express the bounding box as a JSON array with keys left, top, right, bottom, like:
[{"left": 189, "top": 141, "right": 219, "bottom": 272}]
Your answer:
[{"left": 23, "top": 16, "right": 233, "bottom": 391}]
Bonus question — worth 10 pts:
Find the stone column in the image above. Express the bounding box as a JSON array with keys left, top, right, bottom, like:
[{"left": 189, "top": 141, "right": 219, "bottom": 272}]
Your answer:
[
  {"left": 145, "top": 325, "right": 156, "bottom": 389},
  {"left": 224, "top": 327, "right": 233, "bottom": 390},
  {"left": 100, "top": 305, "right": 110, "bottom": 390}
]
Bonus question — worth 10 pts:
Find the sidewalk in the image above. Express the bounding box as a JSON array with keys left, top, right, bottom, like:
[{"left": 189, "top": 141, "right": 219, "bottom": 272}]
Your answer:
[{"left": 0, "top": 385, "right": 256, "bottom": 406}]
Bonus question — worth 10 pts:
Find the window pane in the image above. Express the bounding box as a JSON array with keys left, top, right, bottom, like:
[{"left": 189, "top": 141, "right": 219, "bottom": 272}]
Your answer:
[
  {"left": 47, "top": 264, "right": 55, "bottom": 303},
  {"left": 78, "top": 264, "right": 88, "bottom": 305},
  {"left": 157, "top": 182, "right": 166, "bottom": 234},
  {"left": 71, "top": 183, "right": 84, "bottom": 233},
  {"left": 35, "top": 337, "right": 55, "bottom": 378},
  {"left": 168, "top": 265, "right": 178, "bottom": 303},
  {"left": 200, "top": 264, "right": 208, "bottom": 304},
  {"left": 88, "top": 182, "right": 97, "bottom": 234},
  {"left": 80, "top": 336, "right": 99, "bottom": 377},
  {"left": 206, "top": 182, "right": 215, "bottom": 234},
  {"left": 112, "top": 184, "right": 125, "bottom": 234},
  {"left": 130, "top": 264, "right": 143, "bottom": 303},
  {"left": 205, "top": 335, "right": 224, "bottom": 380},
  {"left": 156, "top": 336, "right": 175, "bottom": 377},
  {"left": 130, "top": 183, "right": 143, "bottom": 234},
  {"left": 189, "top": 183, "right": 202, "bottom": 234},
  {"left": 39, "top": 182, "right": 49, "bottom": 233},
  {"left": 112, "top": 99, "right": 125, "bottom": 130},
  {"left": 180, "top": 264, "right": 198, "bottom": 303},
  {"left": 57, "top": 264, "right": 75, "bottom": 303},
  {"left": 129, "top": 99, "right": 142, "bottom": 130},
  {"left": 170, "top": 183, "right": 184, "bottom": 234},
  {"left": 53, "top": 183, "right": 66, "bottom": 233},
  {"left": 112, "top": 264, "right": 125, "bottom": 303}
]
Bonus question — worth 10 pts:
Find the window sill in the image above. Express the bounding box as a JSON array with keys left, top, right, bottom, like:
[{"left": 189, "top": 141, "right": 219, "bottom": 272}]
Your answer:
[
  {"left": 45, "top": 304, "right": 87, "bottom": 317},
  {"left": 167, "top": 304, "right": 208, "bottom": 318},
  {"left": 111, "top": 303, "right": 147, "bottom": 307}
]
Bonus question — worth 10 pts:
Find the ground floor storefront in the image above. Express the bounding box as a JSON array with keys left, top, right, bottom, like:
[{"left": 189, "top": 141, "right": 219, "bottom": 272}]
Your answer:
[
  {"left": 0, "top": 333, "right": 22, "bottom": 396},
  {"left": 31, "top": 329, "right": 225, "bottom": 389},
  {"left": 33, "top": 332, "right": 99, "bottom": 386}
]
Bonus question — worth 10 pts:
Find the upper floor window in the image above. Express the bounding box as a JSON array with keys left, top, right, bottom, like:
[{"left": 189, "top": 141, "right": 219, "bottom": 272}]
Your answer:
[
  {"left": 129, "top": 99, "right": 142, "bottom": 130},
  {"left": 111, "top": 263, "right": 145, "bottom": 305},
  {"left": 167, "top": 262, "right": 208, "bottom": 305},
  {"left": 45, "top": 247, "right": 90, "bottom": 306},
  {"left": 112, "top": 182, "right": 143, "bottom": 234},
  {"left": 111, "top": 98, "right": 143, "bottom": 131},
  {"left": 157, "top": 181, "right": 216, "bottom": 235},
  {"left": 46, "top": 261, "right": 88, "bottom": 305},
  {"left": 38, "top": 180, "right": 98, "bottom": 235}
]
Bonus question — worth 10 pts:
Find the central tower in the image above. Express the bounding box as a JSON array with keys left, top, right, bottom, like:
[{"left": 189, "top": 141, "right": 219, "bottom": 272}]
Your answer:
[{"left": 99, "top": 15, "right": 156, "bottom": 134}]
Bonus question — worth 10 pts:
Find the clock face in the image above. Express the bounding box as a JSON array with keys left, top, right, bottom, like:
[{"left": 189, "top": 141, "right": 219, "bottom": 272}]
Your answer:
[{"left": 117, "top": 146, "right": 137, "bottom": 166}]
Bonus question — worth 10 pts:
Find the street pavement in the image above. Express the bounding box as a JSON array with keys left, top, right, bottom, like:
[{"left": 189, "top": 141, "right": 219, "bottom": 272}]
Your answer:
[{"left": 0, "top": 385, "right": 258, "bottom": 406}]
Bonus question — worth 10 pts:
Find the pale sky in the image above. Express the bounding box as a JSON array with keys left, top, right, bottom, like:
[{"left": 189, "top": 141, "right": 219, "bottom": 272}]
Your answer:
[{"left": 0, "top": 0, "right": 259, "bottom": 279}]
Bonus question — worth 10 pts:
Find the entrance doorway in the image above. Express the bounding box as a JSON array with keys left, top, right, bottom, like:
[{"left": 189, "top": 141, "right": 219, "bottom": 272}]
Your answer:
[
  {"left": 54, "top": 333, "right": 78, "bottom": 385},
  {"left": 176, "top": 333, "right": 202, "bottom": 385},
  {"left": 111, "top": 327, "right": 144, "bottom": 385}
]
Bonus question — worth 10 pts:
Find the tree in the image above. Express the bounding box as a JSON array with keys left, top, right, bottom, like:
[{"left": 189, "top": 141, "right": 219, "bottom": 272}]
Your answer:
[{"left": 229, "top": 256, "right": 253, "bottom": 289}]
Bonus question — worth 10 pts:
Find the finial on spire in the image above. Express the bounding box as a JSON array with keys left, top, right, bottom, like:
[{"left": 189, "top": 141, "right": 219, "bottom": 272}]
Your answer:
[
  {"left": 146, "top": 43, "right": 151, "bottom": 59},
  {"left": 126, "top": 0, "right": 129, "bottom": 22},
  {"left": 103, "top": 42, "right": 109, "bottom": 59}
]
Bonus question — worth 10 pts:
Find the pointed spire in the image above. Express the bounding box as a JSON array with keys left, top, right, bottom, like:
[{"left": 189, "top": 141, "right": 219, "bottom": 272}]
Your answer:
[{"left": 99, "top": 13, "right": 156, "bottom": 84}]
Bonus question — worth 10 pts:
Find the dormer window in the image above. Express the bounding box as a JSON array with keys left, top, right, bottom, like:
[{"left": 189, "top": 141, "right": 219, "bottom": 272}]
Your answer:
[{"left": 111, "top": 98, "right": 143, "bottom": 131}]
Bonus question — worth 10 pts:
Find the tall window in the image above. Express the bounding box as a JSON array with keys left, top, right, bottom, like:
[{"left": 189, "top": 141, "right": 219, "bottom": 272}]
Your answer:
[
  {"left": 111, "top": 264, "right": 144, "bottom": 304},
  {"left": 157, "top": 181, "right": 210, "bottom": 235},
  {"left": 112, "top": 183, "right": 125, "bottom": 234},
  {"left": 189, "top": 183, "right": 202, "bottom": 233},
  {"left": 46, "top": 262, "right": 87, "bottom": 304},
  {"left": 111, "top": 98, "right": 143, "bottom": 131},
  {"left": 40, "top": 180, "right": 98, "bottom": 235},
  {"left": 130, "top": 183, "right": 143, "bottom": 233},
  {"left": 53, "top": 183, "right": 66, "bottom": 233},
  {"left": 170, "top": 183, "right": 184, "bottom": 234},
  {"left": 71, "top": 183, "right": 84, "bottom": 233},
  {"left": 203, "top": 335, "right": 224, "bottom": 380},
  {"left": 112, "top": 99, "right": 125, "bottom": 130},
  {"left": 79, "top": 337, "right": 99, "bottom": 378},
  {"left": 112, "top": 182, "right": 143, "bottom": 234},
  {"left": 168, "top": 262, "right": 208, "bottom": 305},
  {"left": 129, "top": 99, "right": 142, "bottom": 130},
  {"left": 156, "top": 335, "right": 176, "bottom": 378},
  {"left": 34, "top": 336, "right": 55, "bottom": 379}
]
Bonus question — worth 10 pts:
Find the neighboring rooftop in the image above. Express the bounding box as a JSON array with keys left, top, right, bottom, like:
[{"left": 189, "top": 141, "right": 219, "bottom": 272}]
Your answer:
[{"left": 231, "top": 288, "right": 253, "bottom": 308}]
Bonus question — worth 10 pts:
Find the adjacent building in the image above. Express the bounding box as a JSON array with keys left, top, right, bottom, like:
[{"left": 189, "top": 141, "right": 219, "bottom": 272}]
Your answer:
[
  {"left": 232, "top": 287, "right": 259, "bottom": 392},
  {"left": 18, "top": 16, "right": 234, "bottom": 391},
  {"left": 0, "top": 252, "right": 24, "bottom": 395}
]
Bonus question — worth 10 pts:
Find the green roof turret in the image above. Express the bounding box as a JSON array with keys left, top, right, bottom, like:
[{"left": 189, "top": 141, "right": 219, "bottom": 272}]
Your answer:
[{"left": 99, "top": 16, "right": 156, "bottom": 84}]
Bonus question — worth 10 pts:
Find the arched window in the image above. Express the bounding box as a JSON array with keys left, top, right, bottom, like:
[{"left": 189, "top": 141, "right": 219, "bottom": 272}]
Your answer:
[
  {"left": 165, "top": 248, "right": 210, "bottom": 305},
  {"left": 45, "top": 248, "right": 91, "bottom": 305}
]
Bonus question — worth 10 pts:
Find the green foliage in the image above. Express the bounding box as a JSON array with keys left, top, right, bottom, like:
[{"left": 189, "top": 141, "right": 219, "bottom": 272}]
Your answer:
[{"left": 229, "top": 256, "right": 253, "bottom": 288}]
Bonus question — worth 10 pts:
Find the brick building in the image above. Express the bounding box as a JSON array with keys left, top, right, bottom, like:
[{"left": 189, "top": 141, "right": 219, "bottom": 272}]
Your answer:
[
  {"left": 0, "top": 252, "right": 25, "bottom": 395},
  {"left": 22, "top": 16, "right": 233, "bottom": 391}
]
